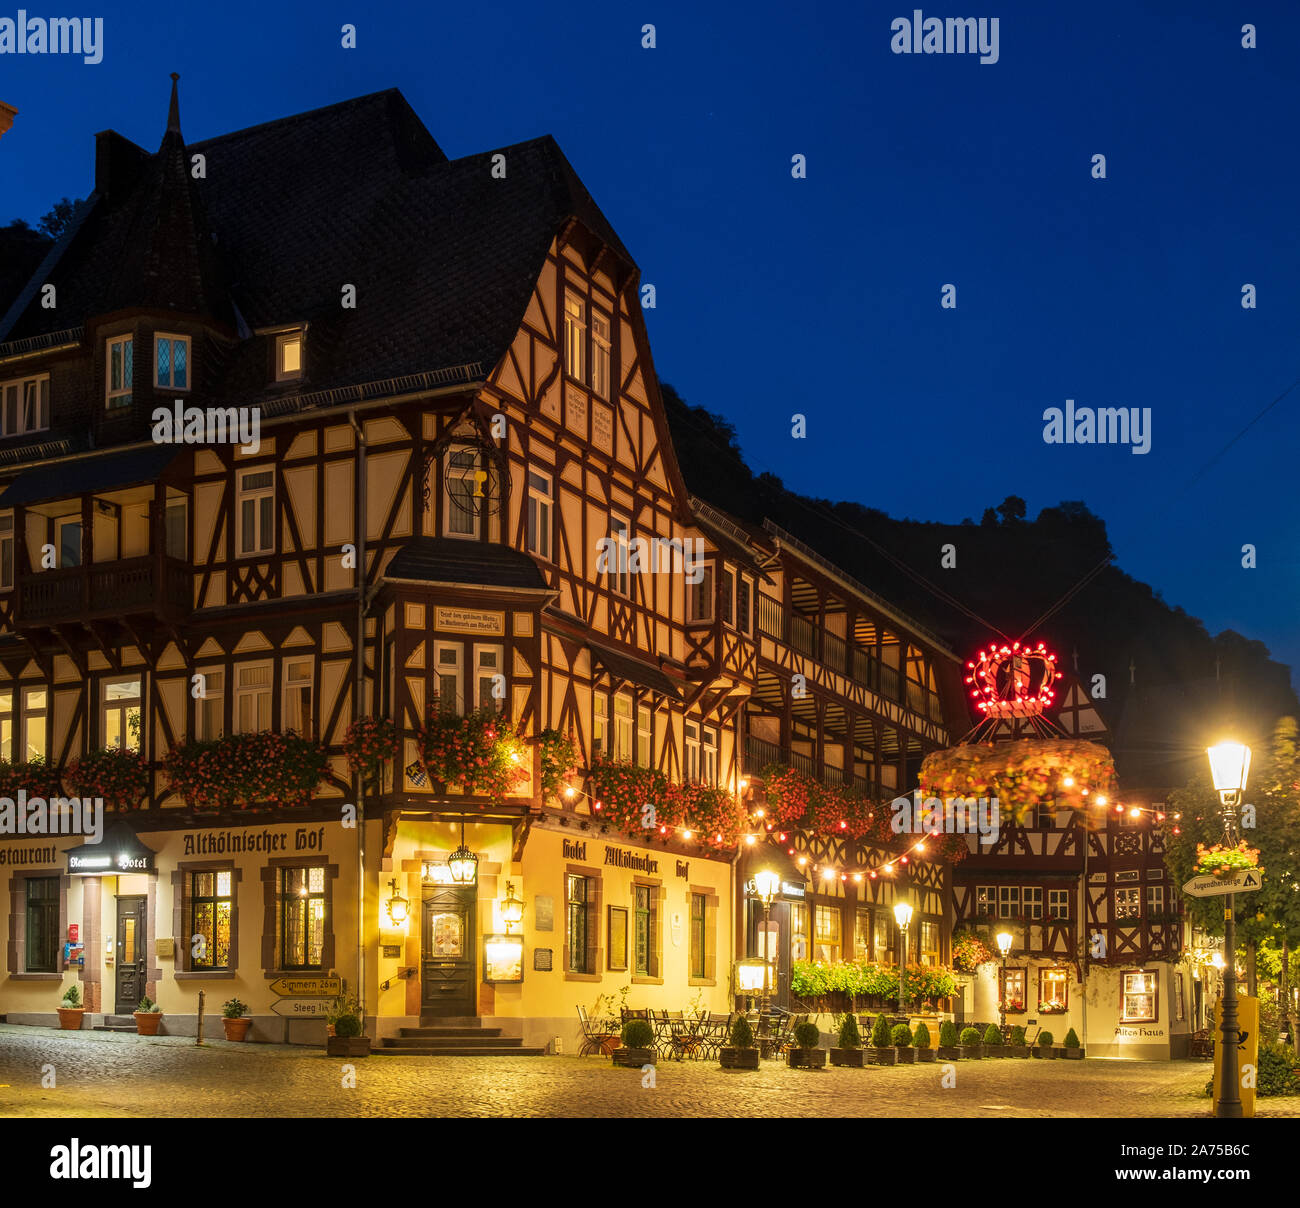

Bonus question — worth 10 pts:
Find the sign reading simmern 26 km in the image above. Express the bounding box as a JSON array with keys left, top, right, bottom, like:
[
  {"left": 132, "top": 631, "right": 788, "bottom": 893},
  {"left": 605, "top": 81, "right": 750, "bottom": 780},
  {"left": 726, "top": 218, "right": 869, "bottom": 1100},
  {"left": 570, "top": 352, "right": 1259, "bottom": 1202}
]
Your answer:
[
  {"left": 1182, "top": 869, "right": 1264, "bottom": 898},
  {"left": 269, "top": 976, "right": 342, "bottom": 997}
]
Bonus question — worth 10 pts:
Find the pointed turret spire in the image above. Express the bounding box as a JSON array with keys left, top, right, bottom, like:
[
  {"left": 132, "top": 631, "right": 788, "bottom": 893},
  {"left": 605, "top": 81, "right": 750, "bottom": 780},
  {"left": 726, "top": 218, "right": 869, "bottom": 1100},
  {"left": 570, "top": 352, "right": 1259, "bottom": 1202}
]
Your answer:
[{"left": 166, "top": 72, "right": 182, "bottom": 136}]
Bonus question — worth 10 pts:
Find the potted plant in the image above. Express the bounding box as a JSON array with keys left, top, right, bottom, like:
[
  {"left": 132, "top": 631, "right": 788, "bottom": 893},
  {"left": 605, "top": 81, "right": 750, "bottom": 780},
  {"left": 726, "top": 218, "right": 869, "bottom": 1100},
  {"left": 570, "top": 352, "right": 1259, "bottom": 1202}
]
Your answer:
[
  {"left": 830, "top": 1013, "right": 864, "bottom": 1067},
  {"left": 613, "top": 1017, "right": 656, "bottom": 1067},
  {"left": 983, "top": 1023, "right": 1004, "bottom": 1057},
  {"left": 1062, "top": 1027, "right": 1084, "bottom": 1059},
  {"left": 134, "top": 996, "right": 163, "bottom": 1036},
  {"left": 788, "top": 1020, "right": 827, "bottom": 1069},
  {"left": 1034, "top": 1030, "right": 1056, "bottom": 1059},
  {"left": 937, "top": 1019, "right": 961, "bottom": 1060},
  {"left": 719, "top": 1013, "right": 760, "bottom": 1070},
  {"left": 891, "top": 1023, "right": 915, "bottom": 1063},
  {"left": 221, "top": 997, "right": 252, "bottom": 1042},
  {"left": 913, "top": 1020, "right": 936, "bottom": 1062},
  {"left": 871, "top": 1012, "right": 897, "bottom": 1065},
  {"left": 325, "top": 994, "right": 371, "bottom": 1057},
  {"left": 57, "top": 984, "right": 85, "bottom": 1031},
  {"left": 1006, "top": 1024, "right": 1030, "bottom": 1058},
  {"left": 959, "top": 1026, "right": 983, "bottom": 1058}
]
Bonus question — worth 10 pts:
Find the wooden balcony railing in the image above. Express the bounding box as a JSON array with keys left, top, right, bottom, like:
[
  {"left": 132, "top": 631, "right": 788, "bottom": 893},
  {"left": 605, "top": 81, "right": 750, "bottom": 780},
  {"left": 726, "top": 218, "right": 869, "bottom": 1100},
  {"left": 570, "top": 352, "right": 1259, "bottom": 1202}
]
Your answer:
[{"left": 17, "top": 555, "right": 192, "bottom": 626}]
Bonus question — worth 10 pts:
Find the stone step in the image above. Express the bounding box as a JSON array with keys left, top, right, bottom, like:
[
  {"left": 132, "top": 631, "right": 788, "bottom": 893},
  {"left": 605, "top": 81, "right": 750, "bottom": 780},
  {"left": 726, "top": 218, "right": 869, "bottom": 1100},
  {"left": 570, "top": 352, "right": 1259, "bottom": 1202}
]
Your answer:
[
  {"left": 375, "top": 1045, "right": 547, "bottom": 1057},
  {"left": 102, "top": 1015, "right": 136, "bottom": 1026},
  {"left": 92, "top": 1025, "right": 137, "bottom": 1033},
  {"left": 418, "top": 1015, "right": 484, "bottom": 1027},
  {"left": 398, "top": 1026, "right": 503, "bottom": 1039},
  {"left": 379, "top": 1029, "right": 517, "bottom": 1040}
]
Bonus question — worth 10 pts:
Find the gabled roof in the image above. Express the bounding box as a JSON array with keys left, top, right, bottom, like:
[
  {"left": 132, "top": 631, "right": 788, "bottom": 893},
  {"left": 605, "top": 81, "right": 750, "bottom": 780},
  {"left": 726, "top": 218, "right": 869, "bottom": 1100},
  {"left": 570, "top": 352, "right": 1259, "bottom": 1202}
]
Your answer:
[{"left": 2, "top": 85, "right": 637, "bottom": 410}]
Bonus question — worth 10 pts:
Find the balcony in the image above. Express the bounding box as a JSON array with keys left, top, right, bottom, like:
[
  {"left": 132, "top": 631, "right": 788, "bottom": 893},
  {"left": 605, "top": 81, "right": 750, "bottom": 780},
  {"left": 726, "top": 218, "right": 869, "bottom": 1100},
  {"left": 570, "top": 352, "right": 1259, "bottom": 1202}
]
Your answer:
[
  {"left": 17, "top": 555, "right": 192, "bottom": 627},
  {"left": 744, "top": 733, "right": 873, "bottom": 794}
]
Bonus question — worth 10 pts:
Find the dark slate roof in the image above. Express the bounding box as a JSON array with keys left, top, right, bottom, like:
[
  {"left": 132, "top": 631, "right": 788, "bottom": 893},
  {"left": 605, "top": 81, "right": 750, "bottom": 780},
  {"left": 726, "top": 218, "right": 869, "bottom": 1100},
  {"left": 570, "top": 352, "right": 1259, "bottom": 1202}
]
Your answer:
[
  {"left": 383, "top": 537, "right": 550, "bottom": 591},
  {"left": 0, "top": 226, "right": 52, "bottom": 317},
  {"left": 589, "top": 640, "right": 682, "bottom": 700},
  {"left": 2, "top": 87, "right": 637, "bottom": 409},
  {"left": 0, "top": 443, "right": 183, "bottom": 506}
]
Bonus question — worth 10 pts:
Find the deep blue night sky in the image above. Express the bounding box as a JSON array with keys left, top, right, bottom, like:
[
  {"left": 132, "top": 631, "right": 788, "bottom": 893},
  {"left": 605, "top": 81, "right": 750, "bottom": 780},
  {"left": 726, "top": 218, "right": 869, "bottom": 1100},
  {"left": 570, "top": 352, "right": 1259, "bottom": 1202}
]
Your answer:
[{"left": 3, "top": 1, "right": 1297, "bottom": 682}]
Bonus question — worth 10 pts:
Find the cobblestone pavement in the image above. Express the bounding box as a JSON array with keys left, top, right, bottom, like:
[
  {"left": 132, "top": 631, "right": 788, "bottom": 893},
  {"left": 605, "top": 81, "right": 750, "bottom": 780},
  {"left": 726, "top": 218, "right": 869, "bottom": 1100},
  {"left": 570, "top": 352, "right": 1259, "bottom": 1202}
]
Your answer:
[{"left": 1, "top": 1024, "right": 1295, "bottom": 1118}]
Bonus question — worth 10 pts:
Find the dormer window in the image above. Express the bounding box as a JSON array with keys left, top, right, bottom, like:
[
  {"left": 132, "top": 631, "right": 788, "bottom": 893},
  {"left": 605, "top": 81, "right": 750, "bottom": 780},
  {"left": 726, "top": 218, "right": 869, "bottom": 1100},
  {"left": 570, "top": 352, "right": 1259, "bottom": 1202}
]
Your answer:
[
  {"left": 155, "top": 334, "right": 190, "bottom": 391},
  {"left": 106, "top": 335, "right": 133, "bottom": 409},
  {"left": 276, "top": 331, "right": 303, "bottom": 381}
]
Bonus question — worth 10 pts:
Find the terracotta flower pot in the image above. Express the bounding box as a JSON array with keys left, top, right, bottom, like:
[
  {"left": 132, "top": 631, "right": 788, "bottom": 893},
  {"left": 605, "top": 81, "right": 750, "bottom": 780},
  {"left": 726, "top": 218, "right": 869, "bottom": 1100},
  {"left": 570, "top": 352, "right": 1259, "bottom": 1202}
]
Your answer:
[
  {"left": 222, "top": 1016, "right": 252, "bottom": 1042},
  {"left": 134, "top": 1011, "right": 163, "bottom": 1036},
  {"left": 57, "top": 1007, "right": 85, "bottom": 1031}
]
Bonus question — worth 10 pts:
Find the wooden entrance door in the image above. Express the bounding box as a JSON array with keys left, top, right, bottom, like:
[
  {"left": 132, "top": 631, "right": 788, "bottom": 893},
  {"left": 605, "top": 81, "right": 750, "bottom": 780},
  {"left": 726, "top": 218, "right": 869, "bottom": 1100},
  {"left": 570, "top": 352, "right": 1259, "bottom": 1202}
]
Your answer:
[
  {"left": 422, "top": 886, "right": 476, "bottom": 1016},
  {"left": 114, "top": 895, "right": 148, "bottom": 1015}
]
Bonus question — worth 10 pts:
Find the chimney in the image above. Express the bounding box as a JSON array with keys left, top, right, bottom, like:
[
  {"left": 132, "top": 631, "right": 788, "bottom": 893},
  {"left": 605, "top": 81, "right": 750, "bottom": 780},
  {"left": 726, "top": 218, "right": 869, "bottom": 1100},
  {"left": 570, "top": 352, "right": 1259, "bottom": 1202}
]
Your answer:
[
  {"left": 0, "top": 101, "right": 15, "bottom": 141},
  {"left": 94, "top": 128, "right": 150, "bottom": 206}
]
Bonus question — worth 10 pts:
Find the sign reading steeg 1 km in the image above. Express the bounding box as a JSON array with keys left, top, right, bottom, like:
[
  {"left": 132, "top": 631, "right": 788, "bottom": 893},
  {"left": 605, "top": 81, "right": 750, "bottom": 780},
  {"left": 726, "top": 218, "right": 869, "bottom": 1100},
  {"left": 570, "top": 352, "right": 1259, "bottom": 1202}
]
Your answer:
[{"left": 269, "top": 976, "right": 342, "bottom": 997}]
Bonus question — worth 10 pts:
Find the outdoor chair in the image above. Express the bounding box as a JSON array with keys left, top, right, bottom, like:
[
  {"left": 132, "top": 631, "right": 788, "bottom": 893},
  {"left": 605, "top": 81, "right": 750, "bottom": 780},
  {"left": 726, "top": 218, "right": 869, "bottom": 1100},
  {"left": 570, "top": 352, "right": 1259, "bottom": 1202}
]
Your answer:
[
  {"left": 1188, "top": 1029, "right": 1214, "bottom": 1060},
  {"left": 576, "top": 1005, "right": 619, "bottom": 1057},
  {"left": 697, "top": 1013, "right": 733, "bottom": 1060}
]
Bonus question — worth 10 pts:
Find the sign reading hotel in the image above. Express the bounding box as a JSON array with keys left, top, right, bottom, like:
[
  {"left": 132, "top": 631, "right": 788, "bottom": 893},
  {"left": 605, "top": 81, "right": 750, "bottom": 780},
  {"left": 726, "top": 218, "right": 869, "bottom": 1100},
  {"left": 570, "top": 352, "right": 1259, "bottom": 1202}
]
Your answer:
[
  {"left": 435, "top": 606, "right": 504, "bottom": 636},
  {"left": 561, "top": 837, "right": 659, "bottom": 874}
]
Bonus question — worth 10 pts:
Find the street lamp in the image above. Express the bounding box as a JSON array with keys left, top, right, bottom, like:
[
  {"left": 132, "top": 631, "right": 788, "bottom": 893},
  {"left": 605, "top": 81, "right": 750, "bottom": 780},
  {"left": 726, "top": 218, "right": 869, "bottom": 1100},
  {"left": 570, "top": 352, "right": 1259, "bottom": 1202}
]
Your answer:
[
  {"left": 894, "top": 900, "right": 913, "bottom": 1018},
  {"left": 385, "top": 878, "right": 409, "bottom": 926},
  {"left": 996, "top": 930, "right": 1014, "bottom": 1037},
  {"left": 753, "top": 864, "right": 781, "bottom": 1058},
  {"left": 1207, "top": 740, "right": 1251, "bottom": 1119}
]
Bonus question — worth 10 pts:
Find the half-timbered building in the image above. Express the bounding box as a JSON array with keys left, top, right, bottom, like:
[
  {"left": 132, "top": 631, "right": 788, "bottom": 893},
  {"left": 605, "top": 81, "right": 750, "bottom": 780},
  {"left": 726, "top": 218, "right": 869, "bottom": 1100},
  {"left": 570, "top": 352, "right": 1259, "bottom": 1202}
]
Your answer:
[{"left": 0, "top": 81, "right": 975, "bottom": 1051}]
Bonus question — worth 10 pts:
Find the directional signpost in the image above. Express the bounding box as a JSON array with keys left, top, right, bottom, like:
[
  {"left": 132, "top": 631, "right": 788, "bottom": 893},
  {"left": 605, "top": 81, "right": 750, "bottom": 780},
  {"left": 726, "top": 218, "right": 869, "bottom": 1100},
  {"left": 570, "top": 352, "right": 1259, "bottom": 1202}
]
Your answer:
[
  {"left": 270, "top": 998, "right": 333, "bottom": 1018},
  {"left": 269, "top": 976, "right": 342, "bottom": 997},
  {"left": 1183, "top": 869, "right": 1264, "bottom": 898}
]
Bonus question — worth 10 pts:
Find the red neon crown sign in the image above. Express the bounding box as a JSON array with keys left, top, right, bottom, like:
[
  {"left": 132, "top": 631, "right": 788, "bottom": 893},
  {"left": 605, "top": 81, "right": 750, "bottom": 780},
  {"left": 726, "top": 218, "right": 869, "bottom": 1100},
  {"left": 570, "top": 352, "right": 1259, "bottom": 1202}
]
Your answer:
[{"left": 964, "top": 640, "right": 1059, "bottom": 718}]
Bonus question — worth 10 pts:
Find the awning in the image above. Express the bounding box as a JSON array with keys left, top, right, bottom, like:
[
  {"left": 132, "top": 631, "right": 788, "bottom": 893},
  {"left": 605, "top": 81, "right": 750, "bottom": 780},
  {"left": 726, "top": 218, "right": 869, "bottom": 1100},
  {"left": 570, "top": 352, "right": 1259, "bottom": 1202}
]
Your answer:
[
  {"left": 0, "top": 444, "right": 182, "bottom": 507},
  {"left": 65, "top": 819, "right": 157, "bottom": 876},
  {"left": 589, "top": 641, "right": 682, "bottom": 700}
]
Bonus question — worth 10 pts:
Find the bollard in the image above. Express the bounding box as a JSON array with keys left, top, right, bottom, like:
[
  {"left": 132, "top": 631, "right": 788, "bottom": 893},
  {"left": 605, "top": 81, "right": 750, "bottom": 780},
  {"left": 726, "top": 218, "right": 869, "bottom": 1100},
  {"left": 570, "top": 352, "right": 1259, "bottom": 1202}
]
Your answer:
[{"left": 196, "top": 988, "right": 205, "bottom": 1046}]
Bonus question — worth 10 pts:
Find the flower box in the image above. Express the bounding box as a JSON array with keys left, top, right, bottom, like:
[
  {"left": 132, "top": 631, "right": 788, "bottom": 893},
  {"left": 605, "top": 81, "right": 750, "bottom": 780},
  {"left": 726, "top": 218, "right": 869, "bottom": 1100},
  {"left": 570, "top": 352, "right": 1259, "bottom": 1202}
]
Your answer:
[
  {"left": 829, "top": 1047, "right": 864, "bottom": 1068},
  {"left": 788, "top": 1048, "right": 827, "bottom": 1070},
  {"left": 936, "top": 1045, "right": 961, "bottom": 1060},
  {"left": 894, "top": 1046, "right": 916, "bottom": 1064},
  {"left": 326, "top": 1036, "right": 372, "bottom": 1058},
  {"left": 1006, "top": 1045, "right": 1030, "bottom": 1058},
  {"left": 960, "top": 1045, "right": 984, "bottom": 1059},
  {"left": 915, "top": 1047, "right": 936, "bottom": 1062},
  {"left": 873, "top": 1046, "right": 897, "bottom": 1066}
]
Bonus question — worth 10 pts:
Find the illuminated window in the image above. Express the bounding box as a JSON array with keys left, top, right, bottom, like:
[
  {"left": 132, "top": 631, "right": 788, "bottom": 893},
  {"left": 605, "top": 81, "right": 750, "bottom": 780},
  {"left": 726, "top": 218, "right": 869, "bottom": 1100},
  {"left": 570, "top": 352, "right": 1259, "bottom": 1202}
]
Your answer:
[
  {"left": 474, "top": 645, "right": 504, "bottom": 713},
  {"left": 814, "top": 904, "right": 841, "bottom": 962},
  {"left": 433, "top": 644, "right": 464, "bottom": 716},
  {"left": 1000, "top": 966, "right": 1026, "bottom": 1012},
  {"left": 1113, "top": 887, "right": 1141, "bottom": 921},
  {"left": 591, "top": 309, "right": 611, "bottom": 399},
  {"left": 276, "top": 331, "right": 303, "bottom": 381},
  {"left": 565, "top": 873, "right": 593, "bottom": 974},
  {"left": 636, "top": 705, "right": 651, "bottom": 767},
  {"left": 443, "top": 447, "right": 485, "bottom": 540},
  {"left": 234, "top": 664, "right": 272, "bottom": 733},
  {"left": 564, "top": 292, "right": 585, "bottom": 381},
  {"left": 633, "top": 883, "right": 659, "bottom": 977},
  {"left": 189, "top": 869, "right": 233, "bottom": 969},
  {"left": 526, "top": 468, "right": 552, "bottom": 560},
  {"left": 1120, "top": 970, "right": 1158, "bottom": 1022},
  {"left": 613, "top": 692, "right": 633, "bottom": 761},
  {"left": 102, "top": 677, "right": 142, "bottom": 752},
  {"left": 22, "top": 686, "right": 46, "bottom": 761},
  {"left": 592, "top": 692, "right": 608, "bottom": 758},
  {"left": 279, "top": 866, "right": 327, "bottom": 970},
  {"left": 0, "top": 690, "right": 12, "bottom": 760},
  {"left": 1039, "top": 967, "right": 1069, "bottom": 1011}
]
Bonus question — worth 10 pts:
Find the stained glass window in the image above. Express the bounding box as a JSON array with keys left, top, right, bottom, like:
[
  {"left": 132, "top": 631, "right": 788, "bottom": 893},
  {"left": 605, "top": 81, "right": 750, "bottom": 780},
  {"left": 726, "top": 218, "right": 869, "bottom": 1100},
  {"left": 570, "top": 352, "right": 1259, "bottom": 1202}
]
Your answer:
[
  {"left": 281, "top": 865, "right": 326, "bottom": 970},
  {"left": 190, "top": 869, "right": 233, "bottom": 969}
]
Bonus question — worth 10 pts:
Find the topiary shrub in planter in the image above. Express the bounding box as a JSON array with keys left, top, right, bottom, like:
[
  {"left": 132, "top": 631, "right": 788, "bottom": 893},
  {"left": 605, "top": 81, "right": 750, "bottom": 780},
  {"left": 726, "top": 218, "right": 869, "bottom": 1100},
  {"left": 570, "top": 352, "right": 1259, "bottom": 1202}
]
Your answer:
[
  {"left": 57, "top": 983, "right": 85, "bottom": 1031},
  {"left": 830, "top": 1013, "right": 864, "bottom": 1067},
  {"left": 983, "top": 1023, "right": 1004, "bottom": 1057},
  {"left": 913, "top": 1021, "right": 936, "bottom": 1062},
  {"left": 937, "top": 1019, "right": 961, "bottom": 1060},
  {"left": 891, "top": 1023, "right": 915, "bottom": 1064},
  {"left": 1033, "top": 1030, "right": 1056, "bottom": 1059},
  {"left": 959, "top": 1026, "right": 983, "bottom": 1058},
  {"left": 1062, "top": 1028, "right": 1084, "bottom": 1059},
  {"left": 614, "top": 1017, "right": 656, "bottom": 1067},
  {"left": 872, "top": 1012, "right": 897, "bottom": 1066},
  {"left": 326, "top": 994, "right": 371, "bottom": 1057},
  {"left": 133, "top": 996, "right": 163, "bottom": 1036},
  {"left": 788, "top": 1021, "right": 827, "bottom": 1069},
  {"left": 1006, "top": 1024, "right": 1029, "bottom": 1058},
  {"left": 720, "top": 1014, "right": 759, "bottom": 1070}
]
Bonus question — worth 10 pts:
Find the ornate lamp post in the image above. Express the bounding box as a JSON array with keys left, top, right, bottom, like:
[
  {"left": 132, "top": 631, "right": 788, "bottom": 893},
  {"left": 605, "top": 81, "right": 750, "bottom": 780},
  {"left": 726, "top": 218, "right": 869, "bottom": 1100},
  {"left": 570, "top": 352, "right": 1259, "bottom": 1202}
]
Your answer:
[
  {"left": 1207, "top": 740, "right": 1251, "bottom": 1120},
  {"left": 996, "top": 930, "right": 1013, "bottom": 1036},
  {"left": 753, "top": 864, "right": 781, "bottom": 1058},
  {"left": 894, "top": 900, "right": 913, "bottom": 1018}
]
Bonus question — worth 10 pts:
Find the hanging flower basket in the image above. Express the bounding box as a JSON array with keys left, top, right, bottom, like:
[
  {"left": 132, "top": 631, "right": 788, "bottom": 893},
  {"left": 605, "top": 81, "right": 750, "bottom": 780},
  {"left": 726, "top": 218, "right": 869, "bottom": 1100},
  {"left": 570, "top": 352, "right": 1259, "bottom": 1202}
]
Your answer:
[
  {"left": 1194, "top": 842, "right": 1259, "bottom": 880},
  {"left": 343, "top": 716, "right": 401, "bottom": 793},
  {"left": 919, "top": 738, "right": 1116, "bottom": 823},
  {"left": 416, "top": 704, "right": 529, "bottom": 797},
  {"left": 951, "top": 929, "right": 997, "bottom": 973},
  {"left": 66, "top": 747, "right": 151, "bottom": 810}
]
